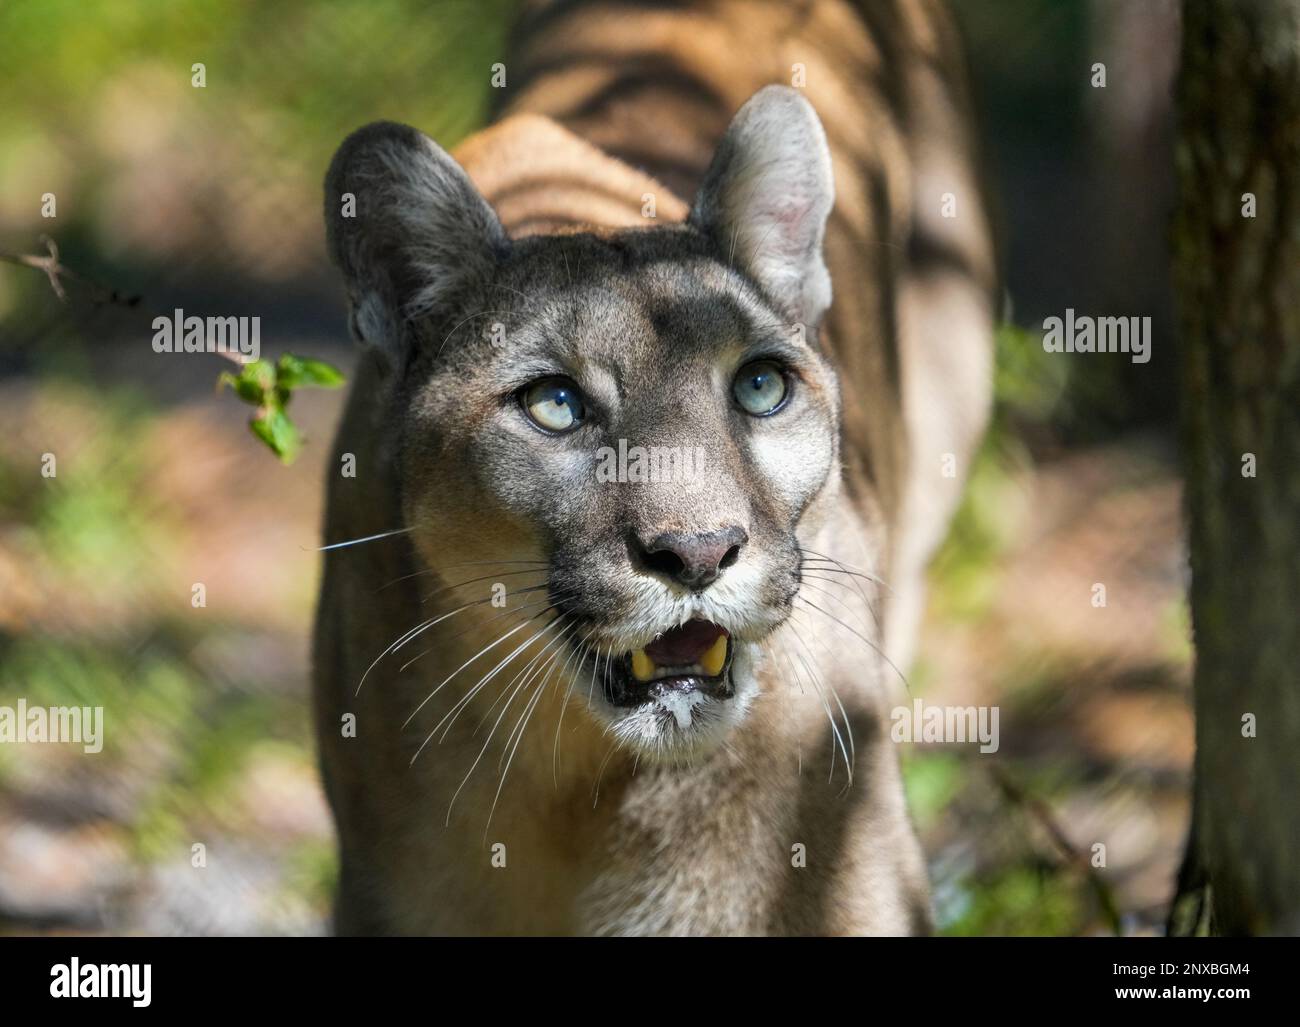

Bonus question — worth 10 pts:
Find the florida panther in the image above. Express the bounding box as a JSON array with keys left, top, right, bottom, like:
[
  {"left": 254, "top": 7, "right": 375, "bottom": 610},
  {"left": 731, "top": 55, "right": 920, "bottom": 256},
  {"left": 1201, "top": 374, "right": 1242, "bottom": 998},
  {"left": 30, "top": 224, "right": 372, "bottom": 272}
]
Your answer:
[{"left": 314, "top": 0, "right": 994, "bottom": 935}]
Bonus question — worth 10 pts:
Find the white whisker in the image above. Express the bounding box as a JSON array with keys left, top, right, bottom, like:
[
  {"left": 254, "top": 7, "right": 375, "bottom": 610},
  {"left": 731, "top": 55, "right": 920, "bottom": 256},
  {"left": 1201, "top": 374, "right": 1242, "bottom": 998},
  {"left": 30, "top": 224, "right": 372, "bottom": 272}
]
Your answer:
[{"left": 312, "top": 526, "right": 412, "bottom": 552}]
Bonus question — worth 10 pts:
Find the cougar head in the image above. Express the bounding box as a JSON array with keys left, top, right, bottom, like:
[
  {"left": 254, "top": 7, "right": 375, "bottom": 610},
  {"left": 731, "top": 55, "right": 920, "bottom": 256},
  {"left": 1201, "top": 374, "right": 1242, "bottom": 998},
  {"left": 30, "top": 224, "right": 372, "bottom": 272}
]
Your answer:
[{"left": 325, "top": 86, "right": 843, "bottom": 759}]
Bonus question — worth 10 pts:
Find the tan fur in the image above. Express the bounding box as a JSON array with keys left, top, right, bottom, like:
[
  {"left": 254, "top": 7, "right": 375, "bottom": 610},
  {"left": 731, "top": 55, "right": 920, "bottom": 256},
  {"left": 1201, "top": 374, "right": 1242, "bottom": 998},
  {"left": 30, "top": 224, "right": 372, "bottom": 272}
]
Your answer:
[
  {"left": 314, "top": 0, "right": 994, "bottom": 935},
  {"left": 454, "top": 115, "right": 690, "bottom": 235}
]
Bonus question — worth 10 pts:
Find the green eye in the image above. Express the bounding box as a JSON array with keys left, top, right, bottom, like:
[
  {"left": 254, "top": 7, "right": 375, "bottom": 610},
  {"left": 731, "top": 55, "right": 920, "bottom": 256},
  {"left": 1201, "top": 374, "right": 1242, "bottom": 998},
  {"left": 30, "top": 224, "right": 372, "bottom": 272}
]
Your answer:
[
  {"left": 522, "top": 377, "right": 586, "bottom": 433},
  {"left": 733, "top": 361, "right": 789, "bottom": 416}
]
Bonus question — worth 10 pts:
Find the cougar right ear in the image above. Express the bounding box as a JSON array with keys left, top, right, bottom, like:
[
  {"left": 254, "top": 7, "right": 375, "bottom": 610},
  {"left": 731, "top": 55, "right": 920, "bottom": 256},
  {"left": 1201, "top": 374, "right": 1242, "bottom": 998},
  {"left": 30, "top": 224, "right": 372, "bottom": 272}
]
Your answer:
[
  {"left": 324, "top": 121, "right": 508, "bottom": 371},
  {"left": 689, "top": 86, "right": 835, "bottom": 327}
]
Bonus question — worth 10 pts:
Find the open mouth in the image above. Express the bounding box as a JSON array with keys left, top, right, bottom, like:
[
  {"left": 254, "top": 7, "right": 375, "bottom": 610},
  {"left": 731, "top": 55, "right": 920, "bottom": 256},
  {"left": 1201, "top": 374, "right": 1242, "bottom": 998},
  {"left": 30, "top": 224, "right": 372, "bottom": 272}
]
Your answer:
[{"left": 604, "top": 619, "right": 734, "bottom": 709}]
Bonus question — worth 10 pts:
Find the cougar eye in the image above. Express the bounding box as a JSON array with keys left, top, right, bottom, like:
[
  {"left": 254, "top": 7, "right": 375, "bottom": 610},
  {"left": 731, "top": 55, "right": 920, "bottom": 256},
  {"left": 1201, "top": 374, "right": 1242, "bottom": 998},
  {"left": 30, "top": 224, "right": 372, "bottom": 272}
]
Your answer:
[
  {"left": 522, "top": 377, "right": 586, "bottom": 433},
  {"left": 732, "top": 360, "right": 789, "bottom": 416}
]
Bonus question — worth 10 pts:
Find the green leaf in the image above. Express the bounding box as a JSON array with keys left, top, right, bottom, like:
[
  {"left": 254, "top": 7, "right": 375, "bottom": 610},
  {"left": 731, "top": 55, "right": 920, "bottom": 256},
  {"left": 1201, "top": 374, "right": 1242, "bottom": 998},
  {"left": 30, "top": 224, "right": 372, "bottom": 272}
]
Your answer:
[
  {"left": 243, "top": 359, "right": 277, "bottom": 391},
  {"left": 249, "top": 406, "right": 301, "bottom": 464},
  {"left": 219, "top": 359, "right": 275, "bottom": 406},
  {"left": 276, "top": 353, "right": 345, "bottom": 389}
]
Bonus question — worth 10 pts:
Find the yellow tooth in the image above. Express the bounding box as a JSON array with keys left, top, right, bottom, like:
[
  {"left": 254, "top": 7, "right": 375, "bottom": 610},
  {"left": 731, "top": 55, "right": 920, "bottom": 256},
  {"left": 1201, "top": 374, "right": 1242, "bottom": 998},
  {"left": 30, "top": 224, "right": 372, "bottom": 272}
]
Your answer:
[
  {"left": 631, "top": 648, "right": 655, "bottom": 682},
  {"left": 700, "top": 635, "right": 728, "bottom": 677}
]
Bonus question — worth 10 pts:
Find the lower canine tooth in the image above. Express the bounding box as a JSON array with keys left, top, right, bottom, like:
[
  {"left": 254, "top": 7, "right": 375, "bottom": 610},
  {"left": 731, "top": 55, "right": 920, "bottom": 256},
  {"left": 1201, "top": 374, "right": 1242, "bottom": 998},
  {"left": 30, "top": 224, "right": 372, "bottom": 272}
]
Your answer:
[
  {"left": 631, "top": 648, "right": 655, "bottom": 682},
  {"left": 699, "top": 635, "right": 728, "bottom": 677}
]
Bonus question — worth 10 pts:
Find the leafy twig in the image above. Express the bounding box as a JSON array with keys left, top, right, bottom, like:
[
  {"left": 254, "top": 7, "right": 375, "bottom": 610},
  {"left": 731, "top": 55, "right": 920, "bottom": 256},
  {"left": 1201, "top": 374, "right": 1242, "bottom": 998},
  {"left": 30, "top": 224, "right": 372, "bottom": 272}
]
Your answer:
[
  {"left": 219, "top": 354, "right": 345, "bottom": 463},
  {"left": 4, "top": 235, "right": 343, "bottom": 463}
]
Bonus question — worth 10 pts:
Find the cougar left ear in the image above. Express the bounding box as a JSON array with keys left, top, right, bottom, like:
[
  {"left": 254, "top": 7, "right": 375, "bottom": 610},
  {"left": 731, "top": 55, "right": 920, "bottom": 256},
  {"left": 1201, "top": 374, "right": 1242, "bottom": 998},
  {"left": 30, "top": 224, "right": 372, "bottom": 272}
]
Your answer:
[
  {"left": 324, "top": 121, "right": 508, "bottom": 372},
  {"left": 689, "top": 85, "right": 835, "bottom": 327}
]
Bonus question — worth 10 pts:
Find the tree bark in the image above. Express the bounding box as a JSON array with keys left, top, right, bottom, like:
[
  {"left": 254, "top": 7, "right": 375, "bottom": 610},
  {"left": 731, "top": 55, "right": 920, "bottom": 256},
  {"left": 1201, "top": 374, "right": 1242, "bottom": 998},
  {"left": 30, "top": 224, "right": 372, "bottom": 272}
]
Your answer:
[{"left": 1171, "top": 0, "right": 1300, "bottom": 936}]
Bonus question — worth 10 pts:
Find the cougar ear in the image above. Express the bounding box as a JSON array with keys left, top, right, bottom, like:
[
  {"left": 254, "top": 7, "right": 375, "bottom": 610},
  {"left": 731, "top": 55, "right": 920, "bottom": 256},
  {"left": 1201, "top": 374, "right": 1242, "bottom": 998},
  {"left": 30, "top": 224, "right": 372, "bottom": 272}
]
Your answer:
[
  {"left": 324, "top": 121, "right": 507, "bottom": 370},
  {"left": 690, "top": 86, "right": 835, "bottom": 327}
]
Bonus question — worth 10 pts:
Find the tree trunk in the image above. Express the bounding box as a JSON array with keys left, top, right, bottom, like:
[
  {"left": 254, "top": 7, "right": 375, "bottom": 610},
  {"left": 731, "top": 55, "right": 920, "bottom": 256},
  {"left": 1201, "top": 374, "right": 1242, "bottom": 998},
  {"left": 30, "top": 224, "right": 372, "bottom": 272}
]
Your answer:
[{"left": 1170, "top": 0, "right": 1300, "bottom": 936}]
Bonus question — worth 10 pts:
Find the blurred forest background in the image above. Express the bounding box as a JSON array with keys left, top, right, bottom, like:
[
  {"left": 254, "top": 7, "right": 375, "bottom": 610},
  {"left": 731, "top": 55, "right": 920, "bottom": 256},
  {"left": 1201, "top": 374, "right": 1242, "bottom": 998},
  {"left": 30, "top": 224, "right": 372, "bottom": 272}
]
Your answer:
[{"left": 0, "top": 0, "right": 1189, "bottom": 935}]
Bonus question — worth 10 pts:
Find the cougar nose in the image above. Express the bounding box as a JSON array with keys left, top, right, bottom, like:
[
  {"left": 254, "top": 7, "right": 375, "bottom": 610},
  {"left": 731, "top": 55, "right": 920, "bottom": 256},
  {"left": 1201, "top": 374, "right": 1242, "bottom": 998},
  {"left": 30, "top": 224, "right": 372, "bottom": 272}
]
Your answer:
[{"left": 635, "top": 526, "right": 748, "bottom": 589}]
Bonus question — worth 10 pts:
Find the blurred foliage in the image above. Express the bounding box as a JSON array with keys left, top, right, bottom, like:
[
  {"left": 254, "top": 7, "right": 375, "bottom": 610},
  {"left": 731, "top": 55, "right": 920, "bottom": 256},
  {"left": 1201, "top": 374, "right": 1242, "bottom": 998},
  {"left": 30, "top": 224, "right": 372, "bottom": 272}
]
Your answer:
[
  {"left": 0, "top": 385, "right": 326, "bottom": 926},
  {"left": 0, "top": 0, "right": 518, "bottom": 177},
  {"left": 905, "top": 749, "right": 1120, "bottom": 936},
  {"left": 943, "top": 862, "right": 1088, "bottom": 937},
  {"left": 0, "top": 387, "right": 164, "bottom": 580},
  {"left": 0, "top": 0, "right": 519, "bottom": 460},
  {"left": 991, "top": 324, "right": 1073, "bottom": 434},
  {"left": 929, "top": 323, "right": 1069, "bottom": 622},
  {"left": 0, "top": 0, "right": 520, "bottom": 366},
  {"left": 915, "top": 320, "right": 1179, "bottom": 937},
  {"left": 903, "top": 750, "right": 965, "bottom": 834}
]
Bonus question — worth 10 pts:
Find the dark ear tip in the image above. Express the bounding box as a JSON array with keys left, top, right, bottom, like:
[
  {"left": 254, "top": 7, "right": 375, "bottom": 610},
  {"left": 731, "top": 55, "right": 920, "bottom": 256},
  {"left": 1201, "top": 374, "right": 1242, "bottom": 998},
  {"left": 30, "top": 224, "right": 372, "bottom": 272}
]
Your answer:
[
  {"left": 323, "top": 121, "right": 428, "bottom": 270},
  {"left": 330, "top": 120, "right": 423, "bottom": 164},
  {"left": 324, "top": 121, "right": 423, "bottom": 204}
]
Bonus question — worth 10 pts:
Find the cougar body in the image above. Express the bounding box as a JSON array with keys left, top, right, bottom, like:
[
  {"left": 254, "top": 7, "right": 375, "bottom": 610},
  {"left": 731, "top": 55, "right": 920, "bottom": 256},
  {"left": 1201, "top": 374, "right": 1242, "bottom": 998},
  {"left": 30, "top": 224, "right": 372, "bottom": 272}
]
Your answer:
[{"left": 314, "top": 0, "right": 995, "bottom": 936}]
